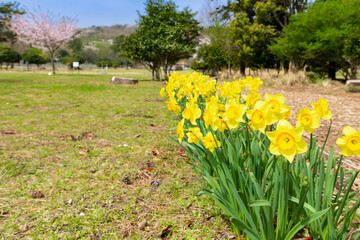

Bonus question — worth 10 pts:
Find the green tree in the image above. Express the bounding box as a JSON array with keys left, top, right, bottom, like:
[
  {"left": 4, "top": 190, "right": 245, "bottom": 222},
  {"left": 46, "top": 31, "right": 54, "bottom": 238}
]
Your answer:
[
  {"left": 344, "top": 26, "right": 360, "bottom": 79},
  {"left": 270, "top": 0, "right": 360, "bottom": 79},
  {"left": 122, "top": 31, "right": 162, "bottom": 80},
  {"left": 214, "top": 0, "right": 308, "bottom": 35},
  {"left": 83, "top": 48, "right": 99, "bottom": 64},
  {"left": 207, "top": 21, "right": 235, "bottom": 75},
  {"left": 230, "top": 12, "right": 274, "bottom": 75},
  {"left": 192, "top": 42, "right": 227, "bottom": 75},
  {"left": 0, "top": 43, "right": 20, "bottom": 69},
  {"left": 111, "top": 35, "right": 126, "bottom": 54},
  {"left": 0, "top": 1, "right": 24, "bottom": 44},
  {"left": 110, "top": 35, "right": 132, "bottom": 68},
  {"left": 65, "top": 38, "right": 85, "bottom": 67},
  {"left": 212, "top": 0, "right": 309, "bottom": 72},
  {"left": 68, "top": 38, "right": 84, "bottom": 53},
  {"left": 56, "top": 49, "right": 69, "bottom": 59},
  {"left": 22, "top": 47, "right": 48, "bottom": 67},
  {"left": 122, "top": 0, "right": 201, "bottom": 81}
]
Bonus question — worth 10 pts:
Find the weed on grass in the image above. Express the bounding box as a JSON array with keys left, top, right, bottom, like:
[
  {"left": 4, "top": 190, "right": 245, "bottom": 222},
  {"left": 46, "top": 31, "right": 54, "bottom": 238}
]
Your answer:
[{"left": 0, "top": 72, "right": 232, "bottom": 239}]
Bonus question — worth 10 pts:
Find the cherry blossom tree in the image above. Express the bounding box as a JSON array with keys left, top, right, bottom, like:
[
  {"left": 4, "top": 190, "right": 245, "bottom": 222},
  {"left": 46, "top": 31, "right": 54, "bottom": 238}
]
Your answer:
[{"left": 9, "top": 9, "right": 77, "bottom": 74}]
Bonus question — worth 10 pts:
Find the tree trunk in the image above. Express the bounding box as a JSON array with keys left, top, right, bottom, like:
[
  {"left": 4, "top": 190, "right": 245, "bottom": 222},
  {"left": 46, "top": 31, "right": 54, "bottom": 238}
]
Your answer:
[
  {"left": 163, "top": 66, "right": 169, "bottom": 81},
  {"left": 155, "top": 69, "right": 162, "bottom": 81},
  {"left": 152, "top": 69, "right": 155, "bottom": 81},
  {"left": 50, "top": 51, "right": 56, "bottom": 75},
  {"left": 240, "top": 63, "right": 246, "bottom": 76},
  {"left": 228, "top": 58, "right": 231, "bottom": 76},
  {"left": 328, "top": 62, "right": 336, "bottom": 80},
  {"left": 289, "top": 60, "right": 297, "bottom": 73},
  {"left": 350, "top": 62, "right": 358, "bottom": 79},
  {"left": 163, "top": 54, "right": 169, "bottom": 82}
]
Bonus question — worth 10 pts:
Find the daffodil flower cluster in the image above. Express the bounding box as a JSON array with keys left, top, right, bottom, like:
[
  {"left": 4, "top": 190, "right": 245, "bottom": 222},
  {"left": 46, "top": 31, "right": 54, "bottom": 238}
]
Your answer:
[
  {"left": 162, "top": 72, "right": 360, "bottom": 239},
  {"left": 161, "top": 72, "right": 358, "bottom": 161}
]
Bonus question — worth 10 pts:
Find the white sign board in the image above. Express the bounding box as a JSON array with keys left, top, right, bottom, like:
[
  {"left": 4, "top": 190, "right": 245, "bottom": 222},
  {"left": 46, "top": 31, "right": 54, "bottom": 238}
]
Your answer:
[{"left": 73, "top": 62, "right": 79, "bottom": 68}]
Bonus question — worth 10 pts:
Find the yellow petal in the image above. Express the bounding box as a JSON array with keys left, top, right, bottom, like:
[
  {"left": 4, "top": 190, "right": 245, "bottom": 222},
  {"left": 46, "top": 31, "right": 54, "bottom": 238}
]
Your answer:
[
  {"left": 269, "top": 143, "right": 280, "bottom": 155},
  {"left": 266, "top": 113, "right": 278, "bottom": 125},
  {"left": 253, "top": 100, "right": 264, "bottom": 109},
  {"left": 289, "top": 127, "right": 304, "bottom": 142},
  {"left": 341, "top": 147, "right": 354, "bottom": 157},
  {"left": 310, "top": 119, "right": 320, "bottom": 129},
  {"left": 354, "top": 150, "right": 360, "bottom": 157},
  {"left": 322, "top": 110, "right": 332, "bottom": 120},
  {"left": 246, "top": 109, "right": 254, "bottom": 119},
  {"left": 195, "top": 108, "right": 202, "bottom": 119},
  {"left": 336, "top": 137, "right": 346, "bottom": 146},
  {"left": 295, "top": 139, "right": 308, "bottom": 154},
  {"left": 281, "top": 148, "right": 296, "bottom": 163},
  {"left": 343, "top": 126, "right": 357, "bottom": 136},
  {"left": 319, "top": 98, "right": 329, "bottom": 107},
  {"left": 276, "top": 119, "right": 293, "bottom": 132},
  {"left": 274, "top": 94, "right": 285, "bottom": 104},
  {"left": 266, "top": 131, "right": 278, "bottom": 142},
  {"left": 264, "top": 93, "right": 272, "bottom": 102}
]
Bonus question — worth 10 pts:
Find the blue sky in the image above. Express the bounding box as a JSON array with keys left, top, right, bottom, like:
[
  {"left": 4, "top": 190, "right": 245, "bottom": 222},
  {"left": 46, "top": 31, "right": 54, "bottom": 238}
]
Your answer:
[{"left": 17, "top": 0, "right": 225, "bottom": 28}]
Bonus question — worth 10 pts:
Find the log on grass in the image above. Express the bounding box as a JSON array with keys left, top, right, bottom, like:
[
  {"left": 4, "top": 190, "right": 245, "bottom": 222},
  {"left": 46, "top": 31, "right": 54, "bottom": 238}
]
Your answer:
[
  {"left": 110, "top": 76, "right": 138, "bottom": 85},
  {"left": 346, "top": 79, "right": 360, "bottom": 87}
]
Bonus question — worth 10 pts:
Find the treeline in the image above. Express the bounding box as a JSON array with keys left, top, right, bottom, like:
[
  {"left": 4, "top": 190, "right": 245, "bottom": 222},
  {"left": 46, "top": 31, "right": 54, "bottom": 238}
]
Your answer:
[
  {"left": 0, "top": 34, "right": 134, "bottom": 70},
  {"left": 193, "top": 0, "right": 360, "bottom": 80},
  {"left": 2, "top": 0, "right": 359, "bottom": 79},
  {"left": 0, "top": 2, "right": 135, "bottom": 69},
  {"left": 54, "top": 37, "right": 132, "bottom": 69}
]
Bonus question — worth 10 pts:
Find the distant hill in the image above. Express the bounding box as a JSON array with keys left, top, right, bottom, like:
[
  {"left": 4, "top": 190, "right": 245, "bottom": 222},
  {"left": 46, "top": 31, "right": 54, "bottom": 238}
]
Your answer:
[{"left": 79, "top": 25, "right": 137, "bottom": 41}]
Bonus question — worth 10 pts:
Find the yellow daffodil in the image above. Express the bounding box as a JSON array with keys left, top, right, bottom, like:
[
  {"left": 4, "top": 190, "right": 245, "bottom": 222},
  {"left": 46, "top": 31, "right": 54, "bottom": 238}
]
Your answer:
[
  {"left": 218, "top": 120, "right": 229, "bottom": 132},
  {"left": 266, "top": 119, "right": 307, "bottom": 163},
  {"left": 186, "top": 127, "right": 203, "bottom": 144},
  {"left": 203, "top": 132, "right": 221, "bottom": 152},
  {"left": 242, "top": 92, "right": 261, "bottom": 108},
  {"left": 219, "top": 82, "right": 232, "bottom": 99},
  {"left": 246, "top": 101, "right": 270, "bottom": 134},
  {"left": 296, "top": 108, "right": 320, "bottom": 134},
  {"left": 166, "top": 99, "right": 181, "bottom": 115},
  {"left": 223, "top": 99, "right": 247, "bottom": 129},
  {"left": 336, "top": 126, "right": 360, "bottom": 157},
  {"left": 311, "top": 98, "right": 332, "bottom": 120},
  {"left": 176, "top": 119, "right": 185, "bottom": 142},
  {"left": 203, "top": 98, "right": 219, "bottom": 131},
  {"left": 264, "top": 93, "right": 291, "bottom": 125},
  {"left": 160, "top": 88, "right": 166, "bottom": 98},
  {"left": 182, "top": 101, "right": 202, "bottom": 125},
  {"left": 284, "top": 110, "right": 292, "bottom": 119},
  {"left": 247, "top": 77, "right": 263, "bottom": 92},
  {"left": 237, "top": 79, "right": 247, "bottom": 92}
]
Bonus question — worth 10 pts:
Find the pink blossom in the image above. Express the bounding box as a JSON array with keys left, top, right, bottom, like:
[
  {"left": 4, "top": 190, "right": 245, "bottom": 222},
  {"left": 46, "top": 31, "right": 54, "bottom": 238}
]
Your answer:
[{"left": 9, "top": 9, "right": 77, "bottom": 74}]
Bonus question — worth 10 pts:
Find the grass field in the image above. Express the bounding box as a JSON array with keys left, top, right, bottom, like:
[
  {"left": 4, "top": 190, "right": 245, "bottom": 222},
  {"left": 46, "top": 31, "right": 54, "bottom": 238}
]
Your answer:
[{"left": 0, "top": 72, "right": 231, "bottom": 239}]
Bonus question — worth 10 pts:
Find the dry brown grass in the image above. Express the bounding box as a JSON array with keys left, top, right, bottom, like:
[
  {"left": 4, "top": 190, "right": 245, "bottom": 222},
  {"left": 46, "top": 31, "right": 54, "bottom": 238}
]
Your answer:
[{"left": 218, "top": 68, "right": 308, "bottom": 86}]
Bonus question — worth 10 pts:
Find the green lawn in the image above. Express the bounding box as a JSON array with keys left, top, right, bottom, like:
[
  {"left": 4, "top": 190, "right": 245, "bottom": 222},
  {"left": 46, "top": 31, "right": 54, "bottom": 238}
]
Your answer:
[{"left": 0, "top": 72, "right": 230, "bottom": 239}]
